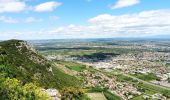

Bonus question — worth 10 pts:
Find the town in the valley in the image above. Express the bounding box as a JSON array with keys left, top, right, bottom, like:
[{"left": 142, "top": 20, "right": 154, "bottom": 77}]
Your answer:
[{"left": 30, "top": 39, "right": 170, "bottom": 100}]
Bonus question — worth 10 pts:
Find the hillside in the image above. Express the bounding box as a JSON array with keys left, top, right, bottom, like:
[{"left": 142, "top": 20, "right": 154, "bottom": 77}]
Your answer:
[{"left": 0, "top": 39, "right": 81, "bottom": 89}]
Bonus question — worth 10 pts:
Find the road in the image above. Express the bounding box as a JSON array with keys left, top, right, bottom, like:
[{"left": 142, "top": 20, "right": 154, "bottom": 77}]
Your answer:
[
  {"left": 123, "top": 73, "right": 170, "bottom": 91},
  {"left": 100, "top": 69, "right": 170, "bottom": 91}
]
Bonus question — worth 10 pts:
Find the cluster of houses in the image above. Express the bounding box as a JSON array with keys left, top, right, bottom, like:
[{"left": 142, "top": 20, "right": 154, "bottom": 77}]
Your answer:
[
  {"left": 143, "top": 93, "right": 167, "bottom": 100},
  {"left": 78, "top": 70, "right": 141, "bottom": 100},
  {"left": 79, "top": 70, "right": 116, "bottom": 89},
  {"left": 115, "top": 82, "right": 141, "bottom": 99},
  {"left": 43, "top": 42, "right": 170, "bottom": 100},
  {"left": 140, "top": 52, "right": 170, "bottom": 61}
]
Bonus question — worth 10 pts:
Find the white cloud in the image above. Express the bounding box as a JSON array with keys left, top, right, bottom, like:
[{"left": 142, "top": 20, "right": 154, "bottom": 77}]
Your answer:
[
  {"left": 34, "top": 1, "right": 62, "bottom": 12},
  {"left": 0, "top": 16, "right": 43, "bottom": 24},
  {"left": 1, "top": 9, "right": 170, "bottom": 39},
  {"left": 25, "top": 17, "right": 43, "bottom": 23},
  {"left": 0, "top": 0, "right": 16, "bottom": 3},
  {"left": 0, "top": 0, "right": 27, "bottom": 13},
  {"left": 48, "top": 9, "right": 170, "bottom": 38},
  {"left": 0, "top": 16, "right": 18, "bottom": 23},
  {"left": 0, "top": 0, "right": 62, "bottom": 13},
  {"left": 111, "top": 0, "right": 140, "bottom": 9}
]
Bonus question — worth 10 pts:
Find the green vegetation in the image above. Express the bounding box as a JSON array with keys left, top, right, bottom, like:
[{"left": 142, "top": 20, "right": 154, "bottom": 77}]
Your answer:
[
  {"left": 88, "top": 87, "right": 122, "bottom": 100},
  {"left": 116, "top": 74, "right": 134, "bottom": 82},
  {"left": 168, "top": 77, "right": 170, "bottom": 83},
  {"left": 39, "top": 46, "right": 139, "bottom": 58},
  {"left": 0, "top": 40, "right": 81, "bottom": 90},
  {"left": 0, "top": 78, "right": 51, "bottom": 100},
  {"left": 131, "top": 73, "right": 160, "bottom": 81},
  {"left": 103, "top": 90, "right": 122, "bottom": 100},
  {"left": 87, "top": 93, "right": 107, "bottom": 100},
  {"left": 166, "top": 63, "right": 170, "bottom": 67},
  {"left": 2, "top": 39, "right": 170, "bottom": 100},
  {"left": 115, "top": 73, "right": 170, "bottom": 98},
  {"left": 130, "top": 95, "right": 147, "bottom": 100},
  {"left": 137, "top": 82, "right": 170, "bottom": 97},
  {"left": 60, "top": 87, "right": 89, "bottom": 100},
  {"left": 162, "top": 90, "right": 170, "bottom": 98},
  {"left": 57, "top": 61, "right": 86, "bottom": 72},
  {"left": 74, "top": 52, "right": 118, "bottom": 61}
]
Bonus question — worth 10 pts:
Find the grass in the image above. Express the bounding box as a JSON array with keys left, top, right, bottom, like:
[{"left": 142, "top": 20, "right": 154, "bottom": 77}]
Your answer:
[
  {"left": 131, "top": 73, "right": 160, "bottom": 81},
  {"left": 57, "top": 61, "right": 86, "bottom": 72},
  {"left": 103, "top": 90, "right": 122, "bottom": 100},
  {"left": 78, "top": 95, "right": 91, "bottom": 100},
  {"left": 116, "top": 74, "right": 134, "bottom": 82},
  {"left": 70, "top": 66, "right": 85, "bottom": 72},
  {"left": 130, "top": 95, "right": 144, "bottom": 100},
  {"left": 87, "top": 93, "right": 107, "bottom": 100},
  {"left": 88, "top": 87, "right": 122, "bottom": 100}
]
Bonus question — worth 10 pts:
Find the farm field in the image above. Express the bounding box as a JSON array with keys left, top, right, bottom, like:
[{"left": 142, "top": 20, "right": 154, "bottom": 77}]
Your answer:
[{"left": 87, "top": 93, "right": 107, "bottom": 100}]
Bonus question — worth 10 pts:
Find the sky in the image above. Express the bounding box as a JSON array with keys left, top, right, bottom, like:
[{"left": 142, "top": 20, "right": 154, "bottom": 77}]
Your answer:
[{"left": 0, "top": 0, "right": 170, "bottom": 40}]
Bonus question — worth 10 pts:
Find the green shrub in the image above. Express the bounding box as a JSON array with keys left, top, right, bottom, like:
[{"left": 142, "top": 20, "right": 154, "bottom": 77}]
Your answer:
[
  {"left": 133, "top": 73, "right": 160, "bottom": 81},
  {"left": 162, "top": 90, "right": 170, "bottom": 98},
  {"left": 0, "top": 78, "right": 51, "bottom": 100},
  {"left": 60, "top": 87, "right": 86, "bottom": 100}
]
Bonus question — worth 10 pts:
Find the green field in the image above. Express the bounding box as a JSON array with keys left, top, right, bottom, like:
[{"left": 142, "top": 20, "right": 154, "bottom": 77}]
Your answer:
[
  {"left": 56, "top": 61, "right": 86, "bottom": 72},
  {"left": 87, "top": 93, "right": 107, "bottom": 100},
  {"left": 88, "top": 87, "right": 122, "bottom": 100},
  {"left": 131, "top": 73, "right": 160, "bottom": 81},
  {"left": 39, "top": 46, "right": 140, "bottom": 58}
]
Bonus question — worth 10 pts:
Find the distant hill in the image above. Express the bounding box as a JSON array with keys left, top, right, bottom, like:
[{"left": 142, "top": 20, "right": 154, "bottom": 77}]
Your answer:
[{"left": 0, "top": 39, "right": 81, "bottom": 89}]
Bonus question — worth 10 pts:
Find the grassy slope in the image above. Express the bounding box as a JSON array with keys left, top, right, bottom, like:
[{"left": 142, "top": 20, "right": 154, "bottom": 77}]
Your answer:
[{"left": 0, "top": 40, "right": 81, "bottom": 89}]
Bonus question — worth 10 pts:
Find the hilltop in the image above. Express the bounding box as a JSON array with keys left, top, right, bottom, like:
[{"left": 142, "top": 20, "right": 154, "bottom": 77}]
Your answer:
[{"left": 0, "top": 39, "right": 81, "bottom": 89}]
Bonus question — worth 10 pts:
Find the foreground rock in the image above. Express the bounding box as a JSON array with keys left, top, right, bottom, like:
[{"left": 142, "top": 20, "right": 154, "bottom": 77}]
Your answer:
[{"left": 42, "top": 89, "right": 61, "bottom": 100}]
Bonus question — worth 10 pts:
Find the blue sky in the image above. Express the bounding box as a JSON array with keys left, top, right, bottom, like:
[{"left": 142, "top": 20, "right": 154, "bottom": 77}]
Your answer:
[{"left": 0, "top": 0, "right": 170, "bottom": 40}]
